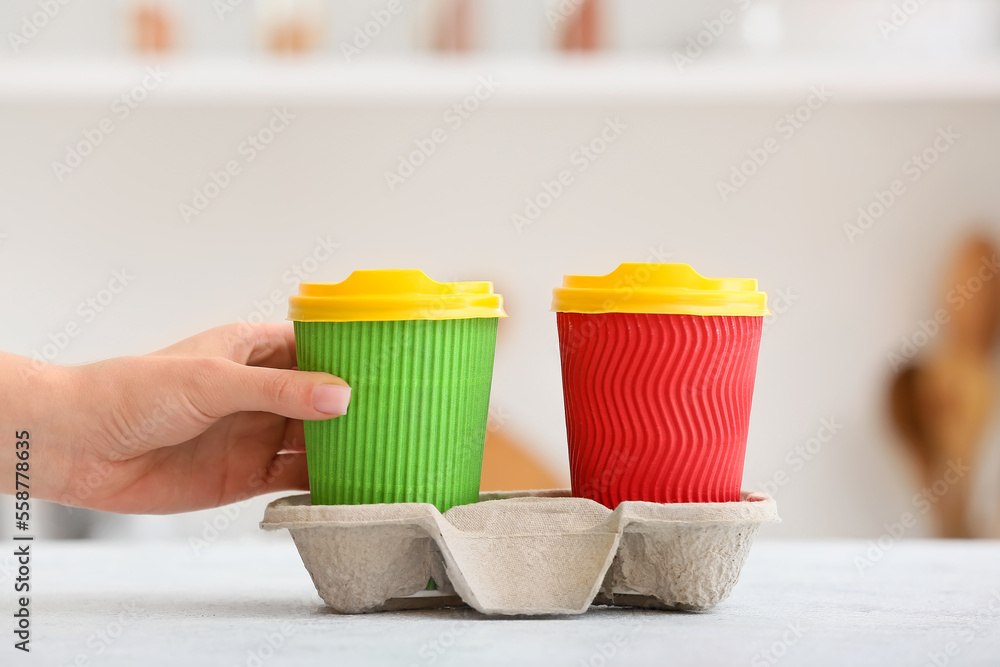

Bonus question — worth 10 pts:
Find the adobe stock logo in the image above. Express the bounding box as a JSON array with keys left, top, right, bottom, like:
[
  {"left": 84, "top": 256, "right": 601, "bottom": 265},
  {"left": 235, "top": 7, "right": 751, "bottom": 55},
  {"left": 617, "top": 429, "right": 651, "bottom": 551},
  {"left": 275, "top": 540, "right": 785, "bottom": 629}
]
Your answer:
[
  {"left": 671, "top": 0, "right": 753, "bottom": 72},
  {"left": 757, "top": 417, "right": 842, "bottom": 498},
  {"left": 877, "top": 0, "right": 930, "bottom": 40},
  {"left": 384, "top": 77, "right": 501, "bottom": 192},
  {"left": 51, "top": 67, "right": 169, "bottom": 182},
  {"left": 751, "top": 623, "right": 805, "bottom": 667},
  {"left": 762, "top": 287, "right": 799, "bottom": 334},
  {"left": 716, "top": 86, "right": 832, "bottom": 202},
  {"left": 179, "top": 107, "right": 295, "bottom": 223},
  {"left": 546, "top": 0, "right": 588, "bottom": 30},
  {"left": 853, "top": 459, "right": 971, "bottom": 575},
  {"left": 887, "top": 252, "right": 999, "bottom": 371},
  {"left": 340, "top": 0, "right": 414, "bottom": 61},
  {"left": 30, "top": 269, "right": 135, "bottom": 370},
  {"left": 511, "top": 117, "right": 628, "bottom": 233},
  {"left": 7, "top": 0, "right": 73, "bottom": 54},
  {"left": 213, "top": 0, "right": 247, "bottom": 21},
  {"left": 843, "top": 126, "right": 960, "bottom": 243}
]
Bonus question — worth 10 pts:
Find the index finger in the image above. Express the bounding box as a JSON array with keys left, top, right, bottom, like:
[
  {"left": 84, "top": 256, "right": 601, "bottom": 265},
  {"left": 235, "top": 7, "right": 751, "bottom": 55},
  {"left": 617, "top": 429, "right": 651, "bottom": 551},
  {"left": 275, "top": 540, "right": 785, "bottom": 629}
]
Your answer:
[{"left": 152, "top": 323, "right": 299, "bottom": 369}]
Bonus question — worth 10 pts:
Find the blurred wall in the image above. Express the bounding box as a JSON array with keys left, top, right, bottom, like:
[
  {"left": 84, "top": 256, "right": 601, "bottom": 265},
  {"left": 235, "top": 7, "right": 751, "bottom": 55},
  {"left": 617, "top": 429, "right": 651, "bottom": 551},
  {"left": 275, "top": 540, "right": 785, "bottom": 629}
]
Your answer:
[{"left": 2, "top": 78, "right": 1000, "bottom": 539}]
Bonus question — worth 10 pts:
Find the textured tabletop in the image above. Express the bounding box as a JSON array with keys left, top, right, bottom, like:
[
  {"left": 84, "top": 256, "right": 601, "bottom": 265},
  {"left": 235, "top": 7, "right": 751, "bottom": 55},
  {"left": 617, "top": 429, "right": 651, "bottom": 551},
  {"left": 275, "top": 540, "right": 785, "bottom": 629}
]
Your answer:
[{"left": 8, "top": 538, "right": 1000, "bottom": 667}]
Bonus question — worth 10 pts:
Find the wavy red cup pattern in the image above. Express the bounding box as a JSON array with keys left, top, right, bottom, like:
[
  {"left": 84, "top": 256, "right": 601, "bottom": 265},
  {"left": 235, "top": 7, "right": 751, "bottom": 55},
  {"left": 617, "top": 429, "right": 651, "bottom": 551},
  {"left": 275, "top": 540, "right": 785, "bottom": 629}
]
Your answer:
[{"left": 557, "top": 312, "right": 763, "bottom": 507}]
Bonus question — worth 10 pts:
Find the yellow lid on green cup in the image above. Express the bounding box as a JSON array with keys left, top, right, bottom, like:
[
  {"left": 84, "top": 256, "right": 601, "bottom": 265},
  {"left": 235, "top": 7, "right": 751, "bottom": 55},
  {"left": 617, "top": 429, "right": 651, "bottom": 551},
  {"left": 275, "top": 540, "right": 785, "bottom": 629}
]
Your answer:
[
  {"left": 552, "top": 263, "right": 769, "bottom": 317},
  {"left": 288, "top": 269, "right": 507, "bottom": 322}
]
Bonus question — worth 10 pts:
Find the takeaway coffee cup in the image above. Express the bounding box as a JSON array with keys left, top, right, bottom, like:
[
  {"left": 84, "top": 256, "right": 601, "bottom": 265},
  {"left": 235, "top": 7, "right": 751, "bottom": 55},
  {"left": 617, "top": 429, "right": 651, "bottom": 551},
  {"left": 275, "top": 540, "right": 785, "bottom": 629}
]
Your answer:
[
  {"left": 553, "top": 263, "right": 767, "bottom": 507},
  {"left": 289, "top": 269, "right": 506, "bottom": 512}
]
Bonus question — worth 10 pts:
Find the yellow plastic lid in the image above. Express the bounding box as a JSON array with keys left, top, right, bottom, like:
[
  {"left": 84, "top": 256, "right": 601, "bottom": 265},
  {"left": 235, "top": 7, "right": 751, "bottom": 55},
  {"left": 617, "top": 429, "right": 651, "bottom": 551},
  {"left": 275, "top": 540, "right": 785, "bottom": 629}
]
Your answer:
[
  {"left": 288, "top": 269, "right": 507, "bottom": 322},
  {"left": 552, "top": 263, "right": 769, "bottom": 317}
]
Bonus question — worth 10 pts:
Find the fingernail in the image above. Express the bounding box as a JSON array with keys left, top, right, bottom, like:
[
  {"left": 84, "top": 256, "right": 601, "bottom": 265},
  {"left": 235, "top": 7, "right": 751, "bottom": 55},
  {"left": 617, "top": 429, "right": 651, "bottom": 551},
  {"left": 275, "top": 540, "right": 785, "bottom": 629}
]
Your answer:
[{"left": 313, "top": 384, "right": 351, "bottom": 416}]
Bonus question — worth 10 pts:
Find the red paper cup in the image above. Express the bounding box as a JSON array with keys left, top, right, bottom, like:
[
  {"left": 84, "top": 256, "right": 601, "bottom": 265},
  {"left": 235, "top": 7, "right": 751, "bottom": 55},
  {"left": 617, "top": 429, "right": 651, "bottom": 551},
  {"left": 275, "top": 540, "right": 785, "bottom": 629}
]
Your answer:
[{"left": 553, "top": 264, "right": 768, "bottom": 507}]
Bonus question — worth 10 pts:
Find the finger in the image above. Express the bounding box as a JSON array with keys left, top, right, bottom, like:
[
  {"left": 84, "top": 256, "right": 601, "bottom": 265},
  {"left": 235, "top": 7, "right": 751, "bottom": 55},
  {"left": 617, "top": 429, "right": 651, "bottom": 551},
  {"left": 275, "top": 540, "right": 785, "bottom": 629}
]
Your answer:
[
  {"left": 243, "top": 324, "right": 297, "bottom": 369},
  {"left": 153, "top": 323, "right": 298, "bottom": 369},
  {"left": 279, "top": 419, "right": 306, "bottom": 453},
  {"left": 250, "top": 453, "right": 310, "bottom": 496},
  {"left": 188, "top": 359, "right": 352, "bottom": 421}
]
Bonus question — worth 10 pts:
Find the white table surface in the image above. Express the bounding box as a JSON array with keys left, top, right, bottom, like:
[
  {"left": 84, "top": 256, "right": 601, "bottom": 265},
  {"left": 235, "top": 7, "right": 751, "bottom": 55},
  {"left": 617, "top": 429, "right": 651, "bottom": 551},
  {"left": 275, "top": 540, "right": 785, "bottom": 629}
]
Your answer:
[{"left": 8, "top": 538, "right": 1000, "bottom": 667}]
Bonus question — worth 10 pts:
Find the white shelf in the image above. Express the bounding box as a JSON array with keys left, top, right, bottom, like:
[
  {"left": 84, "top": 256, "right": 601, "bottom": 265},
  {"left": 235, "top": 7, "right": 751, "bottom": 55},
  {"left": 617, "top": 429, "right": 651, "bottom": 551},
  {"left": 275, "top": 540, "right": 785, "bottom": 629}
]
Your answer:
[{"left": 2, "top": 56, "right": 1000, "bottom": 103}]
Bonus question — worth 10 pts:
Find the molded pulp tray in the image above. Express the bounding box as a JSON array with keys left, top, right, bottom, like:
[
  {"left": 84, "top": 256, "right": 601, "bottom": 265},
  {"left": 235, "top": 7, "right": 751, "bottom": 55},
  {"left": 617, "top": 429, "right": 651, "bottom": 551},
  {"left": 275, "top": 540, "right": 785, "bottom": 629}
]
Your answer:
[{"left": 261, "top": 490, "right": 778, "bottom": 616}]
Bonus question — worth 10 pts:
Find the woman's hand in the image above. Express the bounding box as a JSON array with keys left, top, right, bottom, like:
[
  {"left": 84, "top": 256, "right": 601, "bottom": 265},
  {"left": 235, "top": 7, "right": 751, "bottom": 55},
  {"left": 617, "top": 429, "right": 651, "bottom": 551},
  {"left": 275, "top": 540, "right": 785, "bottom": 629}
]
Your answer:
[{"left": 1, "top": 323, "right": 350, "bottom": 514}]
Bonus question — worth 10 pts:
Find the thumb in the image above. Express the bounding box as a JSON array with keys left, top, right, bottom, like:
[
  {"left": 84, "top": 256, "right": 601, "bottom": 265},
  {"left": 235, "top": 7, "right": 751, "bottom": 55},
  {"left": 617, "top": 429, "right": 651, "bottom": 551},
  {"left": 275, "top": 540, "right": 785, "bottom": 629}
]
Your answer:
[{"left": 190, "top": 358, "right": 352, "bottom": 420}]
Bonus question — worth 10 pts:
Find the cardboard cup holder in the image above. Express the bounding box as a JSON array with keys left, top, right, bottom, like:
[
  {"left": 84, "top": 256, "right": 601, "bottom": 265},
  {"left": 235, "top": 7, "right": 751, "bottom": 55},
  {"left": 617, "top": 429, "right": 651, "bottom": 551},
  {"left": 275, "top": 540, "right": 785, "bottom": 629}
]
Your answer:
[{"left": 261, "top": 489, "right": 778, "bottom": 616}]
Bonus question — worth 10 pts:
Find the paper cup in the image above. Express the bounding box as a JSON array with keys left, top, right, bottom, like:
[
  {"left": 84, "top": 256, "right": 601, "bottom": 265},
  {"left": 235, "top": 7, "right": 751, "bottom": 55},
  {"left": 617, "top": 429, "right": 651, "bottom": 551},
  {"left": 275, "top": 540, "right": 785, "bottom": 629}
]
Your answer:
[
  {"left": 552, "top": 263, "right": 767, "bottom": 507},
  {"left": 290, "top": 270, "right": 505, "bottom": 512}
]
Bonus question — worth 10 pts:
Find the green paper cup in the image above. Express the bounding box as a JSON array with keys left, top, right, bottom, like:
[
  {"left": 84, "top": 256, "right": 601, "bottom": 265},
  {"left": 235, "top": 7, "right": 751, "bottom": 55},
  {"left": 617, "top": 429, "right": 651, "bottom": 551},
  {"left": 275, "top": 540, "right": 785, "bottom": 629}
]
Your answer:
[{"left": 289, "top": 270, "right": 505, "bottom": 512}]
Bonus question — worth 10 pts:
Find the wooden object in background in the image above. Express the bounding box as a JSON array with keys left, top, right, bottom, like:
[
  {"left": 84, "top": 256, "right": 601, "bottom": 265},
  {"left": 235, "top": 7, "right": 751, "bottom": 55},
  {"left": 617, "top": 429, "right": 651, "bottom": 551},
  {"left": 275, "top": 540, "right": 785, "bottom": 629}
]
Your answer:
[
  {"left": 890, "top": 234, "right": 999, "bottom": 538},
  {"left": 258, "top": 0, "right": 324, "bottom": 55},
  {"left": 431, "top": 0, "right": 475, "bottom": 53},
  {"left": 479, "top": 427, "right": 562, "bottom": 492},
  {"left": 130, "top": 1, "right": 174, "bottom": 54},
  {"left": 559, "top": 0, "right": 601, "bottom": 52},
  {"left": 266, "top": 21, "right": 317, "bottom": 54}
]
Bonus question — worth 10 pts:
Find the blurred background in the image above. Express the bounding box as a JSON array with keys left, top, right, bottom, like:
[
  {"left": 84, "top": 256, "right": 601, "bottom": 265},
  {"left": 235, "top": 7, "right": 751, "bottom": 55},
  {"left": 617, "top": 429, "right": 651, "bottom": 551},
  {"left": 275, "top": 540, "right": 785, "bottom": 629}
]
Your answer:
[{"left": 1, "top": 0, "right": 1000, "bottom": 544}]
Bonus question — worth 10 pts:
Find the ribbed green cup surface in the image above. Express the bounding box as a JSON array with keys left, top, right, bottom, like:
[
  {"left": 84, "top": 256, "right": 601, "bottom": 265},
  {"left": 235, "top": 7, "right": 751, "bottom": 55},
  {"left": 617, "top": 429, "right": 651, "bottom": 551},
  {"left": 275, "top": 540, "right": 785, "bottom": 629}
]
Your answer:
[{"left": 295, "top": 318, "right": 498, "bottom": 512}]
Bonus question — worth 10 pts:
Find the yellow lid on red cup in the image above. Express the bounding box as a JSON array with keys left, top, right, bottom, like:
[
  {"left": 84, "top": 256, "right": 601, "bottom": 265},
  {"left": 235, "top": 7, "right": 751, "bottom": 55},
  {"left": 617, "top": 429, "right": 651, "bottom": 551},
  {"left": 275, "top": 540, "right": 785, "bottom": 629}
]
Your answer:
[
  {"left": 288, "top": 269, "right": 507, "bottom": 322},
  {"left": 552, "top": 263, "right": 768, "bottom": 317}
]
